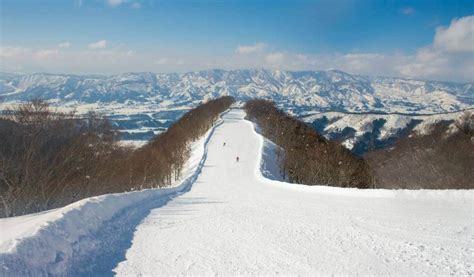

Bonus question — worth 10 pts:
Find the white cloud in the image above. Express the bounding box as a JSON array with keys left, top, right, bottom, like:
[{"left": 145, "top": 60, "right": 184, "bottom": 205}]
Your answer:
[
  {"left": 0, "top": 47, "right": 60, "bottom": 61},
  {"left": 395, "top": 47, "right": 473, "bottom": 81},
  {"left": 106, "top": 0, "right": 142, "bottom": 8},
  {"left": 155, "top": 58, "right": 168, "bottom": 65},
  {"left": 35, "top": 49, "right": 59, "bottom": 59},
  {"left": 58, "top": 42, "right": 71, "bottom": 49},
  {"left": 385, "top": 15, "right": 474, "bottom": 81},
  {"left": 264, "top": 52, "right": 285, "bottom": 65},
  {"left": 107, "top": 0, "right": 126, "bottom": 7},
  {"left": 1, "top": 44, "right": 471, "bottom": 82},
  {"left": 401, "top": 7, "right": 415, "bottom": 16},
  {"left": 0, "top": 46, "right": 144, "bottom": 74},
  {"left": 88, "top": 40, "right": 108, "bottom": 49},
  {"left": 236, "top": 42, "right": 268, "bottom": 55},
  {"left": 131, "top": 2, "right": 141, "bottom": 9},
  {"left": 1, "top": 16, "right": 473, "bottom": 82},
  {"left": 0, "top": 47, "right": 26, "bottom": 58},
  {"left": 433, "top": 15, "right": 474, "bottom": 53}
]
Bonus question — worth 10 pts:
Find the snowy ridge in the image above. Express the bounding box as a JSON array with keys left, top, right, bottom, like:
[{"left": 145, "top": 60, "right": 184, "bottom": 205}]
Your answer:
[
  {"left": 258, "top": 137, "right": 287, "bottom": 182},
  {"left": 2, "top": 70, "right": 471, "bottom": 151},
  {"left": 0, "top": 111, "right": 226, "bottom": 276},
  {"left": 1, "top": 69, "right": 472, "bottom": 114}
]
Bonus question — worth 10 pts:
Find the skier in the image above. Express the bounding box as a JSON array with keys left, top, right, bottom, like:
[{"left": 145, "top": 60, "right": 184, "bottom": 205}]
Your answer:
[
  {"left": 223, "top": 142, "right": 226, "bottom": 146},
  {"left": 236, "top": 156, "right": 239, "bottom": 162}
]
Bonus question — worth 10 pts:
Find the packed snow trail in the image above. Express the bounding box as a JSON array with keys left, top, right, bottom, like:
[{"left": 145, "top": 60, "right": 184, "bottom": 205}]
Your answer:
[{"left": 113, "top": 109, "right": 472, "bottom": 276}]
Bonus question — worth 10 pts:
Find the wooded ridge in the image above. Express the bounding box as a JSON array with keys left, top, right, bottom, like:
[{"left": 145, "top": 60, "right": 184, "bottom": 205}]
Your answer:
[
  {"left": 245, "top": 99, "right": 373, "bottom": 188},
  {"left": 0, "top": 97, "right": 234, "bottom": 217}
]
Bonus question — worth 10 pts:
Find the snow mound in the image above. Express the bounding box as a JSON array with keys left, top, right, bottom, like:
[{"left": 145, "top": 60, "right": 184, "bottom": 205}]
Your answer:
[{"left": 260, "top": 138, "right": 287, "bottom": 182}]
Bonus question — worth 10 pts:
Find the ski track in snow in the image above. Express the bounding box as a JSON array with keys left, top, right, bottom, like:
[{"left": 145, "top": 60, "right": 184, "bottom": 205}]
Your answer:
[{"left": 1, "top": 109, "right": 473, "bottom": 276}]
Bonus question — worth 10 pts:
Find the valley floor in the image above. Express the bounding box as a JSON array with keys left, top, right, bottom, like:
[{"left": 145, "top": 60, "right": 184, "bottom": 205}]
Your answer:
[{"left": 1, "top": 109, "right": 472, "bottom": 276}]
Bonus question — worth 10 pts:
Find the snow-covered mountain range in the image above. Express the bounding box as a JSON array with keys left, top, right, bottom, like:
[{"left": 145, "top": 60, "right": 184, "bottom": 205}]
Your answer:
[
  {"left": 1, "top": 69, "right": 472, "bottom": 114},
  {"left": 1, "top": 69, "right": 472, "bottom": 153}
]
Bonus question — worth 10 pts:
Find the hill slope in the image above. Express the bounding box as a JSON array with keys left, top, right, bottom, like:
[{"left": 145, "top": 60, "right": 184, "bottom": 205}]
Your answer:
[{"left": 1, "top": 109, "right": 471, "bottom": 276}]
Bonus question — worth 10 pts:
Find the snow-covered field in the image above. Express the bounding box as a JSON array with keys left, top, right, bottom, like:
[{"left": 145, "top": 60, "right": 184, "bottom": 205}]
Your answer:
[{"left": 1, "top": 109, "right": 472, "bottom": 276}]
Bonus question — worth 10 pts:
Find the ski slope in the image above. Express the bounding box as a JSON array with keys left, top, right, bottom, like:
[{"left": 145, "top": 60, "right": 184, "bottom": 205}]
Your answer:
[{"left": 1, "top": 109, "right": 473, "bottom": 276}]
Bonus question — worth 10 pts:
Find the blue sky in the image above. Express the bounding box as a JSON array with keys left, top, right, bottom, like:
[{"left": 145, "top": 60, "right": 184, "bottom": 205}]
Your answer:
[{"left": 1, "top": 0, "right": 473, "bottom": 81}]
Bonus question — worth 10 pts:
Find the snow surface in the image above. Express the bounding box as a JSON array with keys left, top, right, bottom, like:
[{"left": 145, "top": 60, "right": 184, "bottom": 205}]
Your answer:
[
  {"left": 116, "top": 140, "right": 148, "bottom": 148},
  {"left": 259, "top": 137, "right": 287, "bottom": 182},
  {"left": 1, "top": 109, "right": 473, "bottom": 276}
]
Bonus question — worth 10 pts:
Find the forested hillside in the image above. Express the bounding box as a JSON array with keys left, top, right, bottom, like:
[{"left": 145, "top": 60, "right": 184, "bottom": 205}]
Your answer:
[
  {"left": 0, "top": 97, "right": 234, "bottom": 217},
  {"left": 366, "top": 112, "right": 473, "bottom": 189},
  {"left": 245, "top": 99, "right": 373, "bottom": 188},
  {"left": 245, "top": 99, "right": 473, "bottom": 190}
]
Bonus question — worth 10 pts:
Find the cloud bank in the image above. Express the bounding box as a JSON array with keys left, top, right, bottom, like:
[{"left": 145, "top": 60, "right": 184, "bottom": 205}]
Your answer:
[
  {"left": 1, "top": 15, "right": 473, "bottom": 82},
  {"left": 236, "top": 43, "right": 268, "bottom": 55},
  {"left": 88, "top": 40, "right": 108, "bottom": 49}
]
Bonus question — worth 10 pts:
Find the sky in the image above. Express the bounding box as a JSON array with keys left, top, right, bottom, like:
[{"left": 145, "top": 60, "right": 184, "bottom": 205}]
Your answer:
[{"left": 1, "top": 0, "right": 473, "bottom": 82}]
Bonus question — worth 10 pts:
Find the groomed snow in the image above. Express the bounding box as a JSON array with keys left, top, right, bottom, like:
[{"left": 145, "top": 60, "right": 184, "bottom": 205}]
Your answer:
[{"left": 1, "top": 109, "right": 473, "bottom": 276}]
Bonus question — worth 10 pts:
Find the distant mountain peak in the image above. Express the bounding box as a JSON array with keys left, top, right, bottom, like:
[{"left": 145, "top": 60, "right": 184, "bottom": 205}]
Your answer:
[{"left": 0, "top": 69, "right": 472, "bottom": 114}]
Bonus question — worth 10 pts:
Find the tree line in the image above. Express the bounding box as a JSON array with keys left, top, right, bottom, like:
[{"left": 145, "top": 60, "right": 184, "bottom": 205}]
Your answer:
[
  {"left": 244, "top": 99, "right": 373, "bottom": 188},
  {"left": 0, "top": 97, "right": 234, "bottom": 217},
  {"left": 127, "top": 96, "right": 234, "bottom": 189}
]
